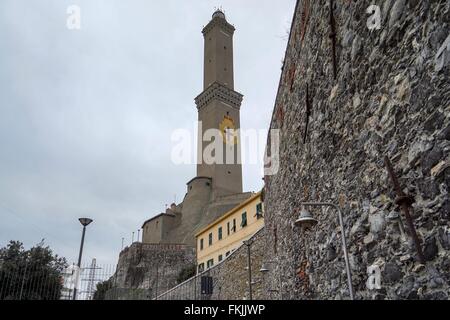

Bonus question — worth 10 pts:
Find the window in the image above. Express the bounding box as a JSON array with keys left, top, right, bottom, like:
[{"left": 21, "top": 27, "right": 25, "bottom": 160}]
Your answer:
[
  {"left": 255, "top": 203, "right": 263, "bottom": 219},
  {"left": 232, "top": 219, "right": 236, "bottom": 232},
  {"left": 208, "top": 233, "right": 213, "bottom": 246},
  {"left": 218, "top": 227, "right": 223, "bottom": 240},
  {"left": 207, "top": 259, "right": 214, "bottom": 269},
  {"left": 198, "top": 263, "right": 205, "bottom": 273},
  {"left": 218, "top": 254, "right": 223, "bottom": 262},
  {"left": 200, "top": 238, "right": 204, "bottom": 250},
  {"left": 241, "top": 212, "right": 247, "bottom": 228},
  {"left": 226, "top": 251, "right": 230, "bottom": 257},
  {"left": 227, "top": 222, "right": 230, "bottom": 235}
]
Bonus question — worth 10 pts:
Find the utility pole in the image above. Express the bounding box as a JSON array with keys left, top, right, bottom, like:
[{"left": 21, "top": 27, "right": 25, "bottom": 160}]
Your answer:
[
  {"left": 81, "top": 258, "right": 102, "bottom": 300},
  {"left": 73, "top": 218, "right": 93, "bottom": 300},
  {"left": 243, "top": 239, "right": 253, "bottom": 300},
  {"left": 155, "top": 264, "right": 159, "bottom": 300}
]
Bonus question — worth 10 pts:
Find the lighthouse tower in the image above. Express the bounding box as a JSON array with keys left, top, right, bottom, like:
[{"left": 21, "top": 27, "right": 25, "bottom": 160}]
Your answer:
[{"left": 195, "top": 10, "right": 244, "bottom": 199}]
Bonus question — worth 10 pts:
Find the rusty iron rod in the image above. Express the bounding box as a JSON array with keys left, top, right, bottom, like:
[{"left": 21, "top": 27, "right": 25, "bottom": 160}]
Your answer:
[
  {"left": 384, "top": 156, "right": 425, "bottom": 264},
  {"left": 303, "top": 84, "right": 311, "bottom": 144},
  {"left": 329, "top": 0, "right": 337, "bottom": 80}
]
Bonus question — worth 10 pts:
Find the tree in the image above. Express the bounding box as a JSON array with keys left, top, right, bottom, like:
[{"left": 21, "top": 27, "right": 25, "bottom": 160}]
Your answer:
[
  {"left": 176, "top": 264, "right": 196, "bottom": 284},
  {"left": 0, "top": 240, "right": 67, "bottom": 300},
  {"left": 93, "top": 279, "right": 113, "bottom": 300}
]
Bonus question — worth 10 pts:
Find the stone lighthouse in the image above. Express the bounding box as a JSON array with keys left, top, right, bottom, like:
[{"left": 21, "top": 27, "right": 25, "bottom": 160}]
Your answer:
[
  {"left": 139, "top": 10, "right": 252, "bottom": 247},
  {"left": 195, "top": 9, "right": 244, "bottom": 199}
]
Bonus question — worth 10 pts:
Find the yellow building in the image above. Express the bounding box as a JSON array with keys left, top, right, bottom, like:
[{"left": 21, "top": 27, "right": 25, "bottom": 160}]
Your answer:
[{"left": 195, "top": 192, "right": 264, "bottom": 272}]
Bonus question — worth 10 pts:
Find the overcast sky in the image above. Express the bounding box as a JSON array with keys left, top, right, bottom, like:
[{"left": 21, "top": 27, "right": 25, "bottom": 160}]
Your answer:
[{"left": 0, "top": 0, "right": 295, "bottom": 266}]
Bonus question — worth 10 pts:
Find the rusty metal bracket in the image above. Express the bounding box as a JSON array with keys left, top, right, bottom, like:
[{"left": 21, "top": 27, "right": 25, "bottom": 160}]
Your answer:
[
  {"left": 299, "top": 0, "right": 310, "bottom": 48},
  {"left": 329, "top": 0, "right": 338, "bottom": 80},
  {"left": 276, "top": 104, "right": 284, "bottom": 128},
  {"left": 384, "top": 156, "right": 425, "bottom": 264},
  {"left": 303, "top": 84, "right": 311, "bottom": 144},
  {"left": 288, "top": 63, "right": 297, "bottom": 92}
]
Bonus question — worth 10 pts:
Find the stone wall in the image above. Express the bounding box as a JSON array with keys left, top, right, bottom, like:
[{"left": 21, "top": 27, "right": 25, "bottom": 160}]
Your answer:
[
  {"left": 112, "top": 243, "right": 196, "bottom": 300},
  {"left": 156, "top": 228, "right": 269, "bottom": 300},
  {"left": 263, "top": 0, "right": 449, "bottom": 300}
]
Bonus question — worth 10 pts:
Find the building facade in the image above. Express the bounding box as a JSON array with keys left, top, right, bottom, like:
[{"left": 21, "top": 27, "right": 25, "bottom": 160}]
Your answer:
[{"left": 196, "top": 192, "right": 264, "bottom": 272}]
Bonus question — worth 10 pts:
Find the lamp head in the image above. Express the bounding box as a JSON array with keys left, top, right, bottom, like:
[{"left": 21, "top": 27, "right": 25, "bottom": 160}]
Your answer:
[
  {"left": 212, "top": 9, "right": 226, "bottom": 20},
  {"left": 294, "top": 207, "right": 318, "bottom": 229},
  {"left": 79, "top": 218, "right": 93, "bottom": 227},
  {"left": 259, "top": 264, "right": 270, "bottom": 273}
]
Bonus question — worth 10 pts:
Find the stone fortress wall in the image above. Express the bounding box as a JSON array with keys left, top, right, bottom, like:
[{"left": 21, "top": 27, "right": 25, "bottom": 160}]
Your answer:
[
  {"left": 156, "top": 228, "right": 268, "bottom": 300},
  {"left": 111, "top": 243, "right": 196, "bottom": 299},
  {"left": 263, "top": 0, "right": 450, "bottom": 300}
]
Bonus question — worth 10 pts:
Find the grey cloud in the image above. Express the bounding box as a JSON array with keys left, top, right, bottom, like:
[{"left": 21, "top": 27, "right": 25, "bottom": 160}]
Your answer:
[{"left": 0, "top": 0, "right": 295, "bottom": 265}]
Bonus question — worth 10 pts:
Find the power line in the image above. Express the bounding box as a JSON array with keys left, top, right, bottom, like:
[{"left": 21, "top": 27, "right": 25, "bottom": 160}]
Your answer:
[{"left": 0, "top": 201, "right": 96, "bottom": 262}]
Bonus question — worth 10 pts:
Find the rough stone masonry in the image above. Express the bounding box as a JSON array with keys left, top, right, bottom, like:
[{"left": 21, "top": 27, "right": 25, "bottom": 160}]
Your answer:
[
  {"left": 263, "top": 0, "right": 450, "bottom": 300},
  {"left": 156, "top": 229, "right": 267, "bottom": 300},
  {"left": 112, "top": 243, "right": 195, "bottom": 299}
]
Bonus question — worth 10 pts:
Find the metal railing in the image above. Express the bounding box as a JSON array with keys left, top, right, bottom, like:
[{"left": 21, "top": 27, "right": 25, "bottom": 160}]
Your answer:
[
  {"left": 156, "top": 227, "right": 265, "bottom": 300},
  {"left": 0, "top": 262, "right": 117, "bottom": 300},
  {"left": 0, "top": 265, "right": 63, "bottom": 300}
]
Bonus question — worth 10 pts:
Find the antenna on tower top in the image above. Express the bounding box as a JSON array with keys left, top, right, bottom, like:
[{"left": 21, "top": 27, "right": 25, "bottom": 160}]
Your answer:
[{"left": 213, "top": 6, "right": 225, "bottom": 15}]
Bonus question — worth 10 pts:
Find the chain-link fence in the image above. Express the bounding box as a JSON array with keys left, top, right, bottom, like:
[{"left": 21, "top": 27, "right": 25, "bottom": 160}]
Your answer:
[
  {"left": 0, "top": 260, "right": 189, "bottom": 300},
  {"left": 0, "top": 260, "right": 116, "bottom": 300},
  {"left": 0, "top": 264, "right": 63, "bottom": 300}
]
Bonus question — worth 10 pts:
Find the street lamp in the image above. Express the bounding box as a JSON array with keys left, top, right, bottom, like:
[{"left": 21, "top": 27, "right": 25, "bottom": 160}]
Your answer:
[
  {"left": 259, "top": 260, "right": 282, "bottom": 299},
  {"left": 295, "top": 206, "right": 318, "bottom": 228},
  {"left": 295, "top": 202, "right": 354, "bottom": 300},
  {"left": 73, "top": 217, "right": 93, "bottom": 300},
  {"left": 243, "top": 239, "right": 254, "bottom": 300}
]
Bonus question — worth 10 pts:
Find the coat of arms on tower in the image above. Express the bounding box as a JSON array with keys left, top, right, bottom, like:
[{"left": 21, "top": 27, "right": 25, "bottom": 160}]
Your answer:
[{"left": 219, "top": 115, "right": 238, "bottom": 145}]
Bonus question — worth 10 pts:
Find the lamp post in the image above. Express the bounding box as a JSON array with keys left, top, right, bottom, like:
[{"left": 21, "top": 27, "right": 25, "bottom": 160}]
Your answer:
[
  {"left": 259, "top": 260, "right": 282, "bottom": 299},
  {"left": 243, "top": 239, "right": 254, "bottom": 300},
  {"left": 155, "top": 263, "right": 159, "bottom": 300},
  {"left": 295, "top": 202, "right": 354, "bottom": 300},
  {"left": 73, "top": 217, "right": 93, "bottom": 300}
]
